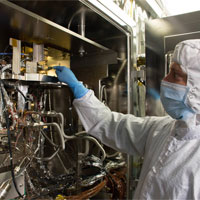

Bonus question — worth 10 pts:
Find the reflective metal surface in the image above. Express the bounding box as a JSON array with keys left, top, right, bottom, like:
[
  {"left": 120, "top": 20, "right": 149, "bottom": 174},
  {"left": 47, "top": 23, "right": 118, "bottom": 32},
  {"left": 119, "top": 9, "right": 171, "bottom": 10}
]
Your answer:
[
  {"left": 0, "top": 0, "right": 109, "bottom": 55},
  {"left": 8, "top": 0, "right": 128, "bottom": 57},
  {"left": 0, "top": 0, "right": 136, "bottom": 199}
]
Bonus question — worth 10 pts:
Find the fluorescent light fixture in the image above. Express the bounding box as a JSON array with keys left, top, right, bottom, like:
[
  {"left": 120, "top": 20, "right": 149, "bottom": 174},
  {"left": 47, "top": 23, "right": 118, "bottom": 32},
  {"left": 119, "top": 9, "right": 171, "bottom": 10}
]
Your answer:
[
  {"left": 161, "top": 0, "right": 200, "bottom": 16},
  {"left": 87, "top": 0, "right": 136, "bottom": 27},
  {"left": 146, "top": 0, "right": 163, "bottom": 17}
]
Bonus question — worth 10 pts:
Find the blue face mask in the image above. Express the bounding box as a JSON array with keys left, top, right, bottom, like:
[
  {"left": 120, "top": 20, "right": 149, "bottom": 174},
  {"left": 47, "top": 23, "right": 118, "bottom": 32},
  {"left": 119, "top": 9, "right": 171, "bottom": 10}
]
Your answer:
[{"left": 160, "top": 80, "right": 195, "bottom": 120}]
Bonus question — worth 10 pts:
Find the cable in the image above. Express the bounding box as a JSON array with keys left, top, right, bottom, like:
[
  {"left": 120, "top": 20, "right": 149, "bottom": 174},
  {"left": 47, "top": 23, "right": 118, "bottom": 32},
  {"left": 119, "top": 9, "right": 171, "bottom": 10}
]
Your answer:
[
  {"left": 0, "top": 84, "right": 23, "bottom": 198},
  {"left": 16, "top": 87, "right": 28, "bottom": 101},
  {"left": 0, "top": 80, "right": 28, "bottom": 102},
  {"left": 0, "top": 53, "right": 27, "bottom": 56},
  {"left": 59, "top": 179, "right": 107, "bottom": 199}
]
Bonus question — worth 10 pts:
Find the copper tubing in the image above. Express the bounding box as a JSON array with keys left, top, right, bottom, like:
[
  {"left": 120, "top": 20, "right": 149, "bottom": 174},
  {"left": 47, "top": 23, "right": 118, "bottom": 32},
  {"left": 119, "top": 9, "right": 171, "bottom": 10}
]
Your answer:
[{"left": 61, "top": 179, "right": 107, "bottom": 200}]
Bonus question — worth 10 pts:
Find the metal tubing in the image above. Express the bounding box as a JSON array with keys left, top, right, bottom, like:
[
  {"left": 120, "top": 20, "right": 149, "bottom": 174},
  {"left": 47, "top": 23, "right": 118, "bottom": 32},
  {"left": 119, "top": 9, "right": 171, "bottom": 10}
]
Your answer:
[
  {"left": 30, "top": 122, "right": 65, "bottom": 150},
  {"left": 25, "top": 111, "right": 76, "bottom": 140},
  {"left": 35, "top": 147, "right": 60, "bottom": 161},
  {"left": 79, "top": 9, "right": 86, "bottom": 37},
  {"left": 71, "top": 131, "right": 106, "bottom": 161},
  {"left": 80, "top": 136, "right": 106, "bottom": 161}
]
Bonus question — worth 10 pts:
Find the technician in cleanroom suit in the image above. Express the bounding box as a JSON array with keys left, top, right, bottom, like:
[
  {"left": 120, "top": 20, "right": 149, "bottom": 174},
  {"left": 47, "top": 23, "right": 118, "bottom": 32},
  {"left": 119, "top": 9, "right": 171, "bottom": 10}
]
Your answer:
[{"left": 54, "top": 39, "right": 200, "bottom": 199}]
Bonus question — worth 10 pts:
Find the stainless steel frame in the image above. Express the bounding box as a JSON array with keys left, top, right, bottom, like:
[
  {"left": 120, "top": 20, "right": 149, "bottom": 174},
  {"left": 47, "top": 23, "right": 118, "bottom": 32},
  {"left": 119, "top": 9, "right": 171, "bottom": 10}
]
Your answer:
[
  {"left": 78, "top": 2, "right": 136, "bottom": 198},
  {"left": 0, "top": 0, "right": 137, "bottom": 198},
  {"left": 0, "top": 0, "right": 109, "bottom": 54}
]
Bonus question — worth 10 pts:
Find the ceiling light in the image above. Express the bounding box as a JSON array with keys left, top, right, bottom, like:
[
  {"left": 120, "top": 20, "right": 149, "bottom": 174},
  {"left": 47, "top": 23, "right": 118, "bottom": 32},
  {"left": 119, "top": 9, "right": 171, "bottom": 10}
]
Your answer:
[
  {"left": 146, "top": 0, "right": 163, "bottom": 17},
  {"left": 161, "top": 0, "right": 200, "bottom": 16},
  {"left": 87, "top": 0, "right": 135, "bottom": 27}
]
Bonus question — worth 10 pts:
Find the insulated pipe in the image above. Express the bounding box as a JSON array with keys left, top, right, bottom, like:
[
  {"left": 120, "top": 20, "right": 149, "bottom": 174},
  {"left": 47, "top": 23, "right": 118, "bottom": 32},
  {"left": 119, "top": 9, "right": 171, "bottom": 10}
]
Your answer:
[
  {"left": 24, "top": 111, "right": 76, "bottom": 140},
  {"left": 76, "top": 135, "right": 106, "bottom": 161},
  {"left": 70, "top": 131, "right": 106, "bottom": 161},
  {"left": 34, "top": 147, "right": 60, "bottom": 162},
  {"left": 78, "top": 139, "right": 90, "bottom": 157},
  {"left": 82, "top": 136, "right": 106, "bottom": 161},
  {"left": 75, "top": 131, "right": 117, "bottom": 159}
]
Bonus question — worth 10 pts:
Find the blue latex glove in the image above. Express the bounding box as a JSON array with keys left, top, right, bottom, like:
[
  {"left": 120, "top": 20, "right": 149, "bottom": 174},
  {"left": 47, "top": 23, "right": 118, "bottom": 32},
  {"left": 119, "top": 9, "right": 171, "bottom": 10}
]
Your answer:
[{"left": 54, "top": 66, "right": 88, "bottom": 99}]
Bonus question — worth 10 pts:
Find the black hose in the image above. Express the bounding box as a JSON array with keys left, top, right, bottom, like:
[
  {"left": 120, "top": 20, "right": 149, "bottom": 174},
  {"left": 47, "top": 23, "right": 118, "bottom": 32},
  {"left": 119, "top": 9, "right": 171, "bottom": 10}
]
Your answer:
[
  {"left": 16, "top": 87, "right": 28, "bottom": 101},
  {"left": 1, "top": 84, "right": 24, "bottom": 198},
  {"left": 1, "top": 80, "right": 28, "bottom": 101}
]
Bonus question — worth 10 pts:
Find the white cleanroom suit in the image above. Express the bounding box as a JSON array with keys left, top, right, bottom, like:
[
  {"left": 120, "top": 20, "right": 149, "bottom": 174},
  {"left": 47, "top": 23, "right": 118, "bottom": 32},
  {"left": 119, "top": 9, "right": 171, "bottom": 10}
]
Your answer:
[
  {"left": 54, "top": 39, "right": 200, "bottom": 199},
  {"left": 72, "top": 40, "right": 200, "bottom": 200},
  {"left": 73, "top": 90, "right": 200, "bottom": 199}
]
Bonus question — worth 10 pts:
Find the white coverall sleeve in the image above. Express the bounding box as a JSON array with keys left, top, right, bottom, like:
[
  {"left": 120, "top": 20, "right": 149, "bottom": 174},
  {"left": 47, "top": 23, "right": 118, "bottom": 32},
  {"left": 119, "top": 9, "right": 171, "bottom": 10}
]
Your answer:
[{"left": 73, "top": 90, "right": 165, "bottom": 157}]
